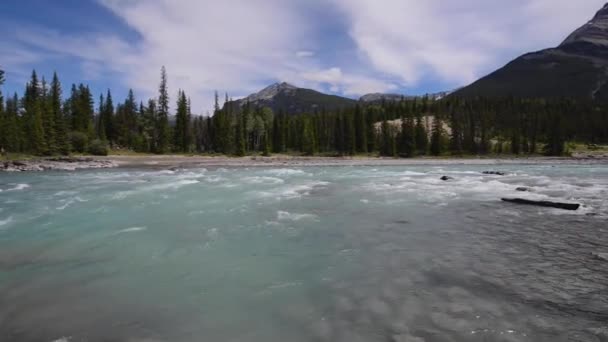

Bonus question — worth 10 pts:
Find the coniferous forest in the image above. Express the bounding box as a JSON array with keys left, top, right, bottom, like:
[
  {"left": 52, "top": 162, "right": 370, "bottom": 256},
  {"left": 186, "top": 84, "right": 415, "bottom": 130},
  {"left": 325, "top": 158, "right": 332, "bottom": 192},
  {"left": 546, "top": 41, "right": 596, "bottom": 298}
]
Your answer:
[{"left": 1, "top": 66, "right": 607, "bottom": 158}]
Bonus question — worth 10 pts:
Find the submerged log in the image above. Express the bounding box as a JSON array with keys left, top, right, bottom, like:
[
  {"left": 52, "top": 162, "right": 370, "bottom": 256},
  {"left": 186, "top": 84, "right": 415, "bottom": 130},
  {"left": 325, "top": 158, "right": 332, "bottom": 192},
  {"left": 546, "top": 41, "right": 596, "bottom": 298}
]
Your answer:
[
  {"left": 501, "top": 198, "right": 580, "bottom": 211},
  {"left": 483, "top": 171, "right": 506, "bottom": 176}
]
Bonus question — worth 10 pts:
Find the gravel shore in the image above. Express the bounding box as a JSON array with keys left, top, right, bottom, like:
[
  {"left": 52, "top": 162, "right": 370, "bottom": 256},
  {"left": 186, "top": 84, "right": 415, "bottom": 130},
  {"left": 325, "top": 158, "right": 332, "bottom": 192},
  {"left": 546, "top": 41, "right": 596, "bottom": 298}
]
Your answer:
[{"left": 2, "top": 153, "right": 607, "bottom": 172}]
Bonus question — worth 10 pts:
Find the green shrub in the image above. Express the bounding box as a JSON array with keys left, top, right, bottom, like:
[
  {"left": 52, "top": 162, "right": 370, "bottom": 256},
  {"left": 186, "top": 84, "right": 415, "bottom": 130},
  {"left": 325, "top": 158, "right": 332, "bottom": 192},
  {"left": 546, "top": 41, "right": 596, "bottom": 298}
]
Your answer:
[
  {"left": 88, "top": 139, "right": 109, "bottom": 156},
  {"left": 69, "top": 131, "right": 89, "bottom": 153}
]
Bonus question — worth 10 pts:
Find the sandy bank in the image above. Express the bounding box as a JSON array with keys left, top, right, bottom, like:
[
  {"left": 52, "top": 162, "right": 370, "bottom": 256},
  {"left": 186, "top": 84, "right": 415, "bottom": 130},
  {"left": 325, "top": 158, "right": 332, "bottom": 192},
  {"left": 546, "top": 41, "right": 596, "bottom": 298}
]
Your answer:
[{"left": 98, "top": 154, "right": 608, "bottom": 169}]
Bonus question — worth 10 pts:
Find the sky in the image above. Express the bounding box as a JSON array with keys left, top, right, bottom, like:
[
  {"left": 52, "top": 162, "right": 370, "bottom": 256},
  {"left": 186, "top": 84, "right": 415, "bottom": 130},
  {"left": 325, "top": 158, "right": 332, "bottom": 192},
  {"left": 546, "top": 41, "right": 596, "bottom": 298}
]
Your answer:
[{"left": 0, "top": 0, "right": 606, "bottom": 113}]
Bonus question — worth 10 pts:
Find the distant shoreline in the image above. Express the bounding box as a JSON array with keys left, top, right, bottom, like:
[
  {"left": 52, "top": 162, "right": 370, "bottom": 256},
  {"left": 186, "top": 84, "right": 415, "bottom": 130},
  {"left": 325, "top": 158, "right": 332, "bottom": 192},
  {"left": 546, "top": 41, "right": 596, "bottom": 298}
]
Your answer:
[
  {"left": 3, "top": 153, "right": 608, "bottom": 172},
  {"left": 100, "top": 154, "right": 608, "bottom": 169}
]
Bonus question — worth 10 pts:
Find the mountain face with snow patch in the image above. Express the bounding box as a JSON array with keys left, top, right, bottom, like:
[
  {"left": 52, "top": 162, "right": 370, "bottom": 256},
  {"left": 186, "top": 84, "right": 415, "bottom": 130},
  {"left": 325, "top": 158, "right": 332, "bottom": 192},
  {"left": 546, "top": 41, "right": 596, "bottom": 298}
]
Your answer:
[
  {"left": 360, "top": 91, "right": 453, "bottom": 103},
  {"left": 454, "top": 3, "right": 608, "bottom": 100},
  {"left": 226, "top": 82, "right": 356, "bottom": 114}
]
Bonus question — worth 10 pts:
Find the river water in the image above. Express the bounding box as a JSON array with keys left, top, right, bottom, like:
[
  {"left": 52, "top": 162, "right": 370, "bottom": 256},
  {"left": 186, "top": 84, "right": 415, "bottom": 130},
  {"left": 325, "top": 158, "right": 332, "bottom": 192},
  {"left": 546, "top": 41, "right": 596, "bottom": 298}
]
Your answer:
[{"left": 1, "top": 164, "right": 607, "bottom": 342}]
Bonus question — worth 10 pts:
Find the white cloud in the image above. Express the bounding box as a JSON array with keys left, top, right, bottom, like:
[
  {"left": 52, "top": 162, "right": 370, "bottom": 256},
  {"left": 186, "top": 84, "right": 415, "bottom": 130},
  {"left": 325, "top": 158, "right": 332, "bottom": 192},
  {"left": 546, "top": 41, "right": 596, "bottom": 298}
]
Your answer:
[
  {"left": 296, "top": 50, "right": 315, "bottom": 58},
  {"left": 330, "top": 0, "right": 606, "bottom": 87},
  {"left": 4, "top": 0, "right": 607, "bottom": 110},
  {"left": 300, "top": 67, "right": 397, "bottom": 96}
]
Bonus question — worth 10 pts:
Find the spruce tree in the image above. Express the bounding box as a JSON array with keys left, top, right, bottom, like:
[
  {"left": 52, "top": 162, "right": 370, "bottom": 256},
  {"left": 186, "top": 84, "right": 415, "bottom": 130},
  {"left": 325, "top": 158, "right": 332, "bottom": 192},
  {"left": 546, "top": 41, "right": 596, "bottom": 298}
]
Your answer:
[
  {"left": 174, "top": 90, "right": 190, "bottom": 152},
  {"left": 399, "top": 114, "right": 416, "bottom": 157},
  {"left": 157, "top": 66, "right": 170, "bottom": 153},
  {"left": 380, "top": 119, "right": 393, "bottom": 156},
  {"left": 98, "top": 93, "right": 107, "bottom": 141},
  {"left": 123, "top": 89, "right": 137, "bottom": 147},
  {"left": 24, "top": 70, "right": 47, "bottom": 155},
  {"left": 430, "top": 117, "right": 444, "bottom": 156},
  {"left": 235, "top": 110, "right": 246, "bottom": 156},
  {"left": 414, "top": 115, "right": 428, "bottom": 155},
  {"left": 103, "top": 90, "right": 115, "bottom": 145},
  {"left": 50, "top": 73, "right": 69, "bottom": 155},
  {"left": 449, "top": 109, "right": 463, "bottom": 155},
  {"left": 354, "top": 104, "right": 367, "bottom": 153},
  {"left": 41, "top": 77, "right": 56, "bottom": 154},
  {"left": 0, "top": 68, "right": 5, "bottom": 153}
]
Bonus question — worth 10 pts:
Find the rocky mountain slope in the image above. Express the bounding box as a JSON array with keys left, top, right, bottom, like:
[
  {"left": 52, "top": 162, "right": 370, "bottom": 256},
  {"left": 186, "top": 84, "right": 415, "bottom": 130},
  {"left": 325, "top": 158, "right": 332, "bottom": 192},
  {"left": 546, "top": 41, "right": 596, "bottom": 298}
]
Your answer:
[
  {"left": 453, "top": 3, "right": 608, "bottom": 100},
  {"left": 226, "top": 82, "right": 356, "bottom": 114}
]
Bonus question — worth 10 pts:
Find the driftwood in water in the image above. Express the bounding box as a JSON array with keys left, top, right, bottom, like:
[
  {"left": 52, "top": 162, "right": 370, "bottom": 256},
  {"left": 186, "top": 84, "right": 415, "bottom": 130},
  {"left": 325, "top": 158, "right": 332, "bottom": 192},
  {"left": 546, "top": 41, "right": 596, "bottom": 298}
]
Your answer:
[
  {"left": 501, "top": 198, "right": 580, "bottom": 211},
  {"left": 483, "top": 171, "right": 506, "bottom": 176}
]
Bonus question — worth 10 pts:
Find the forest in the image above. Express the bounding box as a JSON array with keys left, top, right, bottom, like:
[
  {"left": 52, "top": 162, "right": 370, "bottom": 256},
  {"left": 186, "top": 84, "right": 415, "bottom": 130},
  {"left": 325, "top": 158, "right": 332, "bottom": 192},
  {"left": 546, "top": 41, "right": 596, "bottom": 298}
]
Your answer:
[{"left": 1, "top": 67, "right": 607, "bottom": 158}]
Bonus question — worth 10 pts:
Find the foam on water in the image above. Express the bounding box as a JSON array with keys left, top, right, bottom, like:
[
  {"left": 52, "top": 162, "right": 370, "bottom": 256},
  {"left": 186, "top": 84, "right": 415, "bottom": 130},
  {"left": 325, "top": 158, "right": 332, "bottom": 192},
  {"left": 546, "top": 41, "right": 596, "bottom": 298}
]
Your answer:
[
  {"left": 116, "top": 226, "right": 147, "bottom": 234},
  {"left": 3, "top": 183, "right": 30, "bottom": 192},
  {"left": 256, "top": 181, "right": 330, "bottom": 200},
  {"left": 243, "top": 176, "right": 285, "bottom": 185},
  {"left": 56, "top": 197, "right": 88, "bottom": 211},
  {"left": 277, "top": 211, "right": 319, "bottom": 221},
  {"left": 0, "top": 216, "right": 13, "bottom": 227},
  {"left": 1, "top": 164, "right": 607, "bottom": 341},
  {"left": 264, "top": 168, "right": 308, "bottom": 176}
]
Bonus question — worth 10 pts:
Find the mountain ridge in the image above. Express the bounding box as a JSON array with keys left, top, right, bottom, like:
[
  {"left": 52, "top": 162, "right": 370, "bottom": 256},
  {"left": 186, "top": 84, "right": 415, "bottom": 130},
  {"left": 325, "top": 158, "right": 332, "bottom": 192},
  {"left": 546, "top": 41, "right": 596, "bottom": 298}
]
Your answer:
[
  {"left": 226, "top": 82, "right": 356, "bottom": 114},
  {"left": 453, "top": 2, "right": 608, "bottom": 100}
]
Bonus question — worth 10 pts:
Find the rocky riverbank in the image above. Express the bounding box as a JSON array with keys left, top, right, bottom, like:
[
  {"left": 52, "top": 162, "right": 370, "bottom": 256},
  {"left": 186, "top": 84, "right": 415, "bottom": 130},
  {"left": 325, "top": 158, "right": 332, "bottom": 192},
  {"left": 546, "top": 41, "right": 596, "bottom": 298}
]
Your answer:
[
  {"left": 1, "top": 157, "right": 117, "bottom": 172},
  {"left": 2, "top": 153, "right": 607, "bottom": 172}
]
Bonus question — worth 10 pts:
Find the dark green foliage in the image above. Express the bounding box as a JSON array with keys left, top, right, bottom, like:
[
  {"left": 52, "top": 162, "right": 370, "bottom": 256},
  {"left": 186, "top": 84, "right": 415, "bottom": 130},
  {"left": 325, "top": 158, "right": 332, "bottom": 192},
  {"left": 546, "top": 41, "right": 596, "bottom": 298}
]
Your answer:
[
  {"left": 414, "top": 115, "right": 428, "bottom": 155},
  {"left": 88, "top": 139, "right": 109, "bottom": 156},
  {"left": 235, "top": 110, "right": 246, "bottom": 156},
  {"left": 156, "top": 66, "right": 170, "bottom": 153},
  {"left": 69, "top": 131, "right": 88, "bottom": 153},
  {"left": 430, "top": 117, "right": 445, "bottom": 156},
  {"left": 51, "top": 73, "right": 70, "bottom": 155},
  {"left": 23, "top": 70, "right": 47, "bottom": 155},
  {"left": 380, "top": 120, "right": 396, "bottom": 157},
  {"left": 354, "top": 104, "right": 368, "bottom": 153},
  {"left": 399, "top": 115, "right": 416, "bottom": 158},
  {"left": 301, "top": 117, "right": 316, "bottom": 156},
  {"left": 174, "top": 90, "right": 191, "bottom": 152},
  {"left": 2, "top": 66, "right": 607, "bottom": 158}
]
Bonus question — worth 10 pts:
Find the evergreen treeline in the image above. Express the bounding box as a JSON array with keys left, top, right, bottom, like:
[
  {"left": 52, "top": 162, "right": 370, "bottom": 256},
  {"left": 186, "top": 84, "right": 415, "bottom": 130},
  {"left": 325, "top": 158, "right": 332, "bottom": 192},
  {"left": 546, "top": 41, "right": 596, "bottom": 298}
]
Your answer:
[{"left": 1, "top": 66, "right": 607, "bottom": 157}]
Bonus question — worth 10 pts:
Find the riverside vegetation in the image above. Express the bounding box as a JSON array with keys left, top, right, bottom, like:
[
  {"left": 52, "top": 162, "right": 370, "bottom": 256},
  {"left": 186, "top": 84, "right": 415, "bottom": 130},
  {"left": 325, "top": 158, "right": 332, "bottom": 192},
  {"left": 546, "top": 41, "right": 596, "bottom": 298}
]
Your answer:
[{"left": 0, "top": 67, "right": 607, "bottom": 160}]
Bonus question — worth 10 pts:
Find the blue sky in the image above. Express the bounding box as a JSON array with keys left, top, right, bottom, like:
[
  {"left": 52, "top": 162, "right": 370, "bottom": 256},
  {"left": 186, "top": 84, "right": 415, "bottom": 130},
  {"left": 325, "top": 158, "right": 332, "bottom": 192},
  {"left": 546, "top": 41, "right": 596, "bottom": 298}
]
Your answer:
[{"left": 1, "top": 0, "right": 605, "bottom": 112}]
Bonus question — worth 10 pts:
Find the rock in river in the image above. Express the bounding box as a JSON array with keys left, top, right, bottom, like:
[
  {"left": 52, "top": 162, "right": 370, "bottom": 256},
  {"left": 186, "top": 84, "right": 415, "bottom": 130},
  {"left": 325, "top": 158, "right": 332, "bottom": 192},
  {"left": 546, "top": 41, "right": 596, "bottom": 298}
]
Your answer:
[{"left": 501, "top": 198, "right": 581, "bottom": 211}]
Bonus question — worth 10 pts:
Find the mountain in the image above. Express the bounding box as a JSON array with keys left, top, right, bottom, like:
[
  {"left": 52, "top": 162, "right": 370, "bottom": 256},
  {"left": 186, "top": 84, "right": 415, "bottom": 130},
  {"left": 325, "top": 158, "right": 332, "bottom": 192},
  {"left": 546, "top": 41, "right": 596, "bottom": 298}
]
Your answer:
[
  {"left": 360, "top": 93, "right": 414, "bottom": 102},
  {"left": 360, "top": 90, "right": 453, "bottom": 103},
  {"left": 227, "top": 82, "right": 356, "bottom": 114},
  {"left": 453, "top": 3, "right": 608, "bottom": 100}
]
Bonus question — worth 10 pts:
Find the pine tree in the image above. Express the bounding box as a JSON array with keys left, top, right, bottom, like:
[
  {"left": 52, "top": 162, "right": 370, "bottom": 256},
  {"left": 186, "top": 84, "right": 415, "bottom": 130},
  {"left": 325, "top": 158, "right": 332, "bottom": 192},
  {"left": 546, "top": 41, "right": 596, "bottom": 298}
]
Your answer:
[
  {"left": 235, "top": 110, "right": 246, "bottom": 156},
  {"left": 399, "top": 114, "right": 416, "bottom": 157},
  {"left": 0, "top": 70, "right": 5, "bottom": 154},
  {"left": 0, "top": 68, "right": 5, "bottom": 153},
  {"left": 123, "top": 89, "right": 137, "bottom": 147},
  {"left": 174, "top": 90, "right": 190, "bottom": 152},
  {"left": 4, "top": 93, "right": 21, "bottom": 152},
  {"left": 98, "top": 93, "right": 107, "bottom": 141},
  {"left": 157, "top": 66, "right": 170, "bottom": 153},
  {"left": 41, "top": 77, "right": 56, "bottom": 154},
  {"left": 301, "top": 117, "right": 316, "bottom": 155},
  {"left": 430, "top": 116, "right": 444, "bottom": 156},
  {"left": 144, "top": 98, "right": 158, "bottom": 152},
  {"left": 380, "top": 119, "right": 394, "bottom": 157},
  {"left": 24, "top": 70, "right": 47, "bottom": 155},
  {"left": 365, "top": 107, "right": 376, "bottom": 153},
  {"left": 414, "top": 114, "right": 428, "bottom": 155},
  {"left": 48, "top": 73, "right": 69, "bottom": 155},
  {"left": 354, "top": 104, "right": 368, "bottom": 153},
  {"left": 103, "top": 90, "right": 115, "bottom": 145},
  {"left": 449, "top": 109, "right": 463, "bottom": 155}
]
